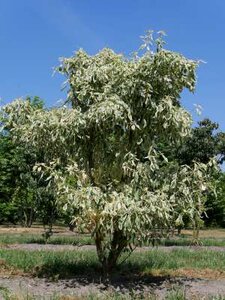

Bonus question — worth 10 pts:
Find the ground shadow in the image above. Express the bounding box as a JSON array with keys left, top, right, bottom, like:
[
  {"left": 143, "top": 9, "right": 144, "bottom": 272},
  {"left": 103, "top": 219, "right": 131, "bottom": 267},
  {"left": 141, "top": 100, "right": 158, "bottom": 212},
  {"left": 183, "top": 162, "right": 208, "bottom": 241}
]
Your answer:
[{"left": 34, "top": 260, "right": 200, "bottom": 294}]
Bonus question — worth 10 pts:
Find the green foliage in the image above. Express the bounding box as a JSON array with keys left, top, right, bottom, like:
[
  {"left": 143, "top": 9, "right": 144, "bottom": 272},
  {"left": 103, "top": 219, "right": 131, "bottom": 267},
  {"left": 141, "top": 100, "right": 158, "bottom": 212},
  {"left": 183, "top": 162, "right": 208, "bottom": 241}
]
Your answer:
[
  {"left": 0, "top": 134, "right": 22, "bottom": 224},
  {"left": 158, "top": 118, "right": 225, "bottom": 230},
  {"left": 177, "top": 118, "right": 225, "bottom": 166},
  {"left": 1, "top": 31, "right": 215, "bottom": 271},
  {"left": 204, "top": 172, "right": 225, "bottom": 227},
  {"left": 175, "top": 118, "right": 225, "bottom": 228},
  {"left": 0, "top": 96, "right": 60, "bottom": 227}
]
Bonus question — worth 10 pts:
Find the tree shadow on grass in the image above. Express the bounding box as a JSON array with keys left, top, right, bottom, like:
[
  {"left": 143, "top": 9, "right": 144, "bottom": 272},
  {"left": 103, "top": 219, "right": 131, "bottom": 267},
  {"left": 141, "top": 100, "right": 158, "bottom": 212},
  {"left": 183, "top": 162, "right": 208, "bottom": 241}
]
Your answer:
[{"left": 34, "top": 259, "right": 194, "bottom": 294}]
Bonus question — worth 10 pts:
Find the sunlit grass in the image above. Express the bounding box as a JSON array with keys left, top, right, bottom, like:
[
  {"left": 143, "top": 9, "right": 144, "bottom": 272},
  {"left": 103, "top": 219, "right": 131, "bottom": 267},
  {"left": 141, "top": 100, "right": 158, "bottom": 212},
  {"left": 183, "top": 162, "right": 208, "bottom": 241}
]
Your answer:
[
  {"left": 1, "top": 231, "right": 225, "bottom": 248},
  {"left": 0, "top": 233, "right": 94, "bottom": 246},
  {"left": 1, "top": 248, "right": 225, "bottom": 278}
]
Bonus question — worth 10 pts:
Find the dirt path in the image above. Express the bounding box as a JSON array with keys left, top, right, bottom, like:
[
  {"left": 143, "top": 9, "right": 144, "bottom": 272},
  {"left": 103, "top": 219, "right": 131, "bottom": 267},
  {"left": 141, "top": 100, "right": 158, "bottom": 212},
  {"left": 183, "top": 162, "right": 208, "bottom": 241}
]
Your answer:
[
  {"left": 0, "top": 243, "right": 94, "bottom": 252},
  {"left": 1, "top": 243, "right": 225, "bottom": 252},
  {"left": 0, "top": 275, "right": 225, "bottom": 299}
]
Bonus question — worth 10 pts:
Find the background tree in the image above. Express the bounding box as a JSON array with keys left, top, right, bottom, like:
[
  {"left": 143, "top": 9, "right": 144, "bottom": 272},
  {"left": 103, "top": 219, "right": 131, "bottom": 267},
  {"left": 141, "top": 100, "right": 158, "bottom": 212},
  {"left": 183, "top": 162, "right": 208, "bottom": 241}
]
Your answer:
[
  {"left": 176, "top": 118, "right": 225, "bottom": 228},
  {"left": 2, "top": 31, "right": 214, "bottom": 271},
  {"left": 0, "top": 96, "right": 60, "bottom": 227},
  {"left": 0, "top": 134, "right": 20, "bottom": 224},
  {"left": 204, "top": 172, "right": 225, "bottom": 227},
  {"left": 177, "top": 118, "right": 225, "bottom": 166}
]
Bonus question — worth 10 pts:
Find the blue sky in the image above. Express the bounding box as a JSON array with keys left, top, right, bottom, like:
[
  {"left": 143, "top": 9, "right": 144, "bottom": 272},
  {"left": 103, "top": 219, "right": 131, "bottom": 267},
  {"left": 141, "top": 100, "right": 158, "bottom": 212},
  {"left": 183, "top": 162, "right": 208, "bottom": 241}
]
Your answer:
[{"left": 0, "top": 0, "right": 225, "bottom": 129}]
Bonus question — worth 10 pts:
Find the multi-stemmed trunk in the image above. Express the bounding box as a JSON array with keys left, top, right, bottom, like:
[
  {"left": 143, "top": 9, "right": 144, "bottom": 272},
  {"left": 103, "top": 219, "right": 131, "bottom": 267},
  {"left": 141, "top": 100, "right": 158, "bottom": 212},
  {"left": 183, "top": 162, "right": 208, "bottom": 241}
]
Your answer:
[
  {"left": 22, "top": 207, "right": 35, "bottom": 227},
  {"left": 95, "top": 228, "right": 129, "bottom": 273}
]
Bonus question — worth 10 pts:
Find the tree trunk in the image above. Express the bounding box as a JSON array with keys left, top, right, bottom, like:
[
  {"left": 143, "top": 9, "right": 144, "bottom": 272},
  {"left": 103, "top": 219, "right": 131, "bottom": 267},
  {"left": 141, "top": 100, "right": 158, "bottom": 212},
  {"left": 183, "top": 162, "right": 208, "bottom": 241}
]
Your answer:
[
  {"left": 69, "top": 223, "right": 75, "bottom": 231},
  {"left": 23, "top": 208, "right": 34, "bottom": 227},
  {"left": 95, "top": 228, "right": 128, "bottom": 273},
  {"left": 177, "top": 226, "right": 182, "bottom": 235}
]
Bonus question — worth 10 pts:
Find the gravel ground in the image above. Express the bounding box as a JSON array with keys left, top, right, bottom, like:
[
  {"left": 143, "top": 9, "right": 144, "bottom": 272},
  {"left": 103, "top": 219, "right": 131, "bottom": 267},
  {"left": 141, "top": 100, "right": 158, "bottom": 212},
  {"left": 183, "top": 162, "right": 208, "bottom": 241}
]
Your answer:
[
  {"left": 1, "top": 244, "right": 225, "bottom": 252},
  {"left": 0, "top": 275, "right": 225, "bottom": 299},
  {"left": 0, "top": 243, "right": 93, "bottom": 252}
]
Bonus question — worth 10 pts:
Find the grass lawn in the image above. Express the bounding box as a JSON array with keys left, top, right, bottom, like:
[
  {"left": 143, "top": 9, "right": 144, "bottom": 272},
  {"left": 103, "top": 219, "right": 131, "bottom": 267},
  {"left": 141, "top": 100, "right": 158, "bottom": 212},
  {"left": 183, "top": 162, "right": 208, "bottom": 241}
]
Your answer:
[
  {"left": 0, "top": 233, "right": 94, "bottom": 246},
  {"left": 1, "top": 248, "right": 225, "bottom": 278},
  {"left": 1, "top": 228, "right": 225, "bottom": 247},
  {"left": 1, "top": 235, "right": 225, "bottom": 300},
  {"left": 0, "top": 248, "right": 225, "bottom": 299}
]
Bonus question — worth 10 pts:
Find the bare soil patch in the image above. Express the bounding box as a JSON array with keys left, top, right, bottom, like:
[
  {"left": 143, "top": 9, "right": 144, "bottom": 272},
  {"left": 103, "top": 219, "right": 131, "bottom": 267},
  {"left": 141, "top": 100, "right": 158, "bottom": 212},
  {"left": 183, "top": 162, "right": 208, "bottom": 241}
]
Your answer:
[
  {"left": 182, "top": 228, "right": 225, "bottom": 239},
  {"left": 2, "top": 243, "right": 225, "bottom": 253},
  {"left": 0, "top": 274, "right": 225, "bottom": 299}
]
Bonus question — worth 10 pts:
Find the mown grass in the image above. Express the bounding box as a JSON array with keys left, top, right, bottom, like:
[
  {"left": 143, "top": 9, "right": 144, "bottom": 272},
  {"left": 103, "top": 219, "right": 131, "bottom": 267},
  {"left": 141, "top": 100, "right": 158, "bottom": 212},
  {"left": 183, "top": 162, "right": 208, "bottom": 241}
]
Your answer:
[
  {"left": 1, "top": 248, "right": 225, "bottom": 278},
  {"left": 2, "top": 232, "right": 225, "bottom": 248},
  {"left": 0, "top": 233, "right": 94, "bottom": 246},
  {"left": 1, "top": 248, "right": 225, "bottom": 299},
  {"left": 131, "top": 248, "right": 225, "bottom": 273},
  {"left": 159, "top": 236, "right": 225, "bottom": 247},
  {"left": 0, "top": 249, "right": 98, "bottom": 278}
]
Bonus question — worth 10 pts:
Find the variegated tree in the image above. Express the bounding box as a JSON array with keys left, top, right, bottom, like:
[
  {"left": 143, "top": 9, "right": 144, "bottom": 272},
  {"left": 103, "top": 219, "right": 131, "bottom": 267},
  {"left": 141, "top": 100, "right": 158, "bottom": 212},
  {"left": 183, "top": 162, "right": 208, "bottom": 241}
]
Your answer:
[{"left": 2, "top": 32, "right": 214, "bottom": 271}]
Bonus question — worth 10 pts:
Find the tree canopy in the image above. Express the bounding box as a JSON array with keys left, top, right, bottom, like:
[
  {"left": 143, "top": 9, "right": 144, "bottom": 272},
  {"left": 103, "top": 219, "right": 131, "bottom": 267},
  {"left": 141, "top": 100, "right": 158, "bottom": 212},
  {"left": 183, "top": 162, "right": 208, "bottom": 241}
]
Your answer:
[
  {"left": 1, "top": 32, "right": 214, "bottom": 271},
  {"left": 177, "top": 118, "right": 225, "bottom": 166},
  {"left": 0, "top": 96, "right": 59, "bottom": 227}
]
